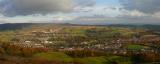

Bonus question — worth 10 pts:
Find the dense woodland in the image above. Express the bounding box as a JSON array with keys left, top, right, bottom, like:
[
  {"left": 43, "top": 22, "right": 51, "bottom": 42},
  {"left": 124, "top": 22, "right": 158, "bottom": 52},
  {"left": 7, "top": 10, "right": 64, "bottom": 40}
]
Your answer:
[{"left": 0, "top": 23, "right": 160, "bottom": 64}]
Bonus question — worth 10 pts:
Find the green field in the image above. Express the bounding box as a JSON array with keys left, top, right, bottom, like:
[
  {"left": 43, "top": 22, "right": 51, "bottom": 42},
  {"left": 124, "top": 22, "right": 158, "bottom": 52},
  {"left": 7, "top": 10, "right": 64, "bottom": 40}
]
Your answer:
[
  {"left": 32, "top": 52, "right": 132, "bottom": 64},
  {"left": 126, "top": 44, "right": 149, "bottom": 50}
]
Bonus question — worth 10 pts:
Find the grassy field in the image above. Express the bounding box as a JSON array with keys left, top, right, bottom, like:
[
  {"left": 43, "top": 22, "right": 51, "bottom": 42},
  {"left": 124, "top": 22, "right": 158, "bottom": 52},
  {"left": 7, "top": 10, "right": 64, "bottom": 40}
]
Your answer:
[
  {"left": 32, "top": 52, "right": 132, "bottom": 64},
  {"left": 126, "top": 44, "right": 149, "bottom": 50},
  {"left": 33, "top": 52, "right": 73, "bottom": 62}
]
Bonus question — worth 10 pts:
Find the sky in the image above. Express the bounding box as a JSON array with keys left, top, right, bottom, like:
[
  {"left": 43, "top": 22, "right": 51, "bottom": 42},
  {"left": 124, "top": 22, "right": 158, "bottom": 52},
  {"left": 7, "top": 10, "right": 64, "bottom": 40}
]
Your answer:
[{"left": 0, "top": 0, "right": 160, "bottom": 24}]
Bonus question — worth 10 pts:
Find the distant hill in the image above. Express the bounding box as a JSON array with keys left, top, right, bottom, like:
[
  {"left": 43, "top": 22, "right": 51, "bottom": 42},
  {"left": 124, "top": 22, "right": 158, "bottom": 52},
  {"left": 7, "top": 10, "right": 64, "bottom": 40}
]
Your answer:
[
  {"left": 0, "top": 23, "right": 33, "bottom": 31},
  {"left": 0, "top": 23, "right": 77, "bottom": 31},
  {"left": 107, "top": 24, "right": 160, "bottom": 31},
  {"left": 0, "top": 23, "right": 160, "bottom": 31}
]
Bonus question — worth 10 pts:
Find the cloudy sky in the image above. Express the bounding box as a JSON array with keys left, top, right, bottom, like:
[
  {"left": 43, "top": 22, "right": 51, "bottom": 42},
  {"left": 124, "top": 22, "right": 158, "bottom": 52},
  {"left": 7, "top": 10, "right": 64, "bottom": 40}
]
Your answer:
[{"left": 0, "top": 0, "right": 160, "bottom": 24}]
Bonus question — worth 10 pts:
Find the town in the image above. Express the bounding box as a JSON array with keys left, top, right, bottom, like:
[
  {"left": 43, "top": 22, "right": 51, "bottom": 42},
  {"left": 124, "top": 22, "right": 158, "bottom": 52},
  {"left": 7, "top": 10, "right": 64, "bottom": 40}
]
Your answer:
[
  {"left": 10, "top": 25, "right": 160, "bottom": 55},
  {"left": 0, "top": 24, "right": 160, "bottom": 64}
]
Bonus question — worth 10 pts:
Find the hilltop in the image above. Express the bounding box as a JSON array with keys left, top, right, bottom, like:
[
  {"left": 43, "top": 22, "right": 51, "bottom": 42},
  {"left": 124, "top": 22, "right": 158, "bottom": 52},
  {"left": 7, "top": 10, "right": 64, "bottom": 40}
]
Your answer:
[{"left": 0, "top": 23, "right": 160, "bottom": 31}]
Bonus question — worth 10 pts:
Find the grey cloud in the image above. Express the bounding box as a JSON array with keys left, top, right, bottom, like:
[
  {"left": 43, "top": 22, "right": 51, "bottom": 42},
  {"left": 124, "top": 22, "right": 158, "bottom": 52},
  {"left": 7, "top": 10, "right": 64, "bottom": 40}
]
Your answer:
[
  {"left": 75, "top": 0, "right": 96, "bottom": 7},
  {"left": 0, "top": 0, "right": 74, "bottom": 16},
  {"left": 0, "top": 0, "right": 96, "bottom": 16},
  {"left": 120, "top": 0, "right": 160, "bottom": 14}
]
